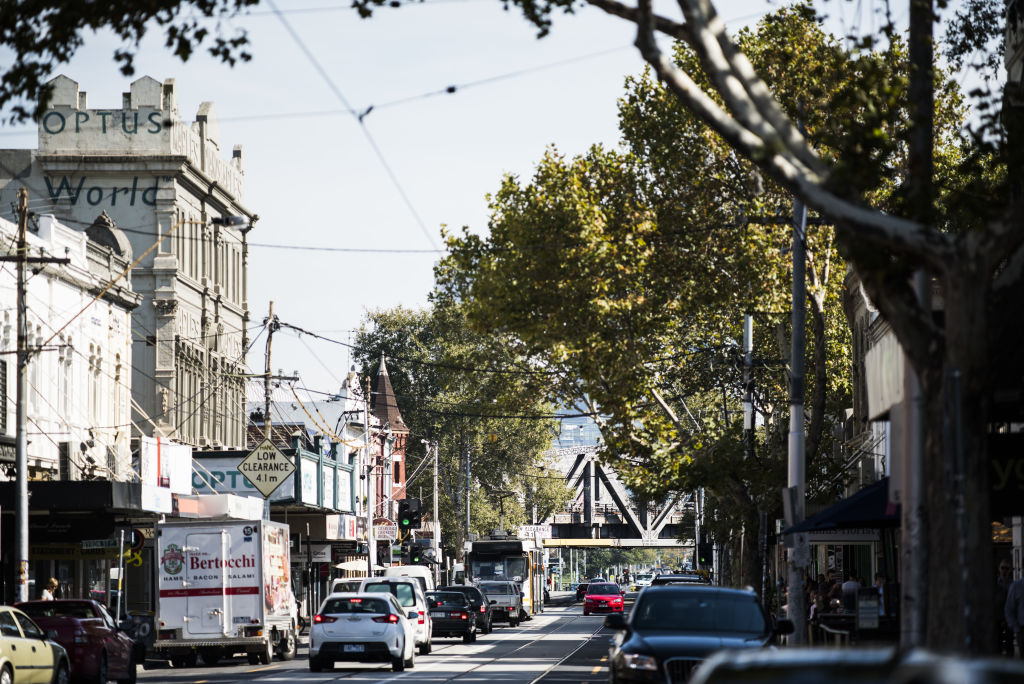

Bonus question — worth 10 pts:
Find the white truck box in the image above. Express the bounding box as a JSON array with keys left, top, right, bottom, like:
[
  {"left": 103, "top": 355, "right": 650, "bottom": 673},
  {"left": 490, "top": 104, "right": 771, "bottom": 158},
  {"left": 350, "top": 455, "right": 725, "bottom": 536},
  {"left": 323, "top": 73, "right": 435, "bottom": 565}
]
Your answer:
[{"left": 154, "top": 519, "right": 297, "bottom": 666}]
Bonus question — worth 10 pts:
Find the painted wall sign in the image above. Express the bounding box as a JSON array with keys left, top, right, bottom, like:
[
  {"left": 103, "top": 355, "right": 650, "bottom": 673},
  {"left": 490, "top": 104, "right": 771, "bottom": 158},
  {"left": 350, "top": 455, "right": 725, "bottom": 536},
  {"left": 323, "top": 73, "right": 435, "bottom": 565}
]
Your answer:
[{"left": 44, "top": 176, "right": 159, "bottom": 207}]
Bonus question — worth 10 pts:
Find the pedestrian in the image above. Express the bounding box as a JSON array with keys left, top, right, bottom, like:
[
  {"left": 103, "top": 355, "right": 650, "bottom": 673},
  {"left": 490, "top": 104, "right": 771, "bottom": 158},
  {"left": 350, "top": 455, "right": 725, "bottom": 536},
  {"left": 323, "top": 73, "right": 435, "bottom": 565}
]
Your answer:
[
  {"left": 874, "top": 572, "right": 890, "bottom": 617},
  {"left": 41, "top": 577, "right": 58, "bottom": 601},
  {"left": 997, "top": 560, "right": 1014, "bottom": 655},
  {"left": 1006, "top": 570, "right": 1024, "bottom": 658},
  {"left": 840, "top": 572, "right": 861, "bottom": 612}
]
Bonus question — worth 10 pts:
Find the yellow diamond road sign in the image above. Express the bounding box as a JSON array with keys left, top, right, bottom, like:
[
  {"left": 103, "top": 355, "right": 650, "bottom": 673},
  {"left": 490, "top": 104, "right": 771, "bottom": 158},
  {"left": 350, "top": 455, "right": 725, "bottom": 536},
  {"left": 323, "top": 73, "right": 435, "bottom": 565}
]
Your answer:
[{"left": 238, "top": 439, "right": 295, "bottom": 498}]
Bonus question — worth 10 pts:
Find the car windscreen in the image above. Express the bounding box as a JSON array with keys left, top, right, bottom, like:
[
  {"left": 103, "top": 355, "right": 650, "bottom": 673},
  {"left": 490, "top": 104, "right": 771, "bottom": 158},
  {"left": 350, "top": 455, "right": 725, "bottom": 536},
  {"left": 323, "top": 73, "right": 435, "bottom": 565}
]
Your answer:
[
  {"left": 364, "top": 582, "right": 416, "bottom": 607},
  {"left": 479, "top": 582, "right": 513, "bottom": 595},
  {"left": 320, "top": 597, "right": 390, "bottom": 614},
  {"left": 426, "top": 592, "right": 467, "bottom": 608},
  {"left": 634, "top": 593, "right": 768, "bottom": 634},
  {"left": 440, "top": 587, "right": 483, "bottom": 603},
  {"left": 588, "top": 584, "right": 620, "bottom": 595},
  {"left": 18, "top": 602, "right": 95, "bottom": 619}
]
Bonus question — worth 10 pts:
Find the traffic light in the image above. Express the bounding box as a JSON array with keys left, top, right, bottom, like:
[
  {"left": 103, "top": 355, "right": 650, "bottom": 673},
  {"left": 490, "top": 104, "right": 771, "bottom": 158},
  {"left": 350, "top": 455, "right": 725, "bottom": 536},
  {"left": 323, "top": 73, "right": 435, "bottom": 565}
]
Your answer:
[
  {"left": 410, "top": 542, "right": 422, "bottom": 564},
  {"left": 400, "top": 541, "right": 411, "bottom": 564},
  {"left": 407, "top": 497, "right": 422, "bottom": 529},
  {"left": 697, "top": 542, "right": 712, "bottom": 567},
  {"left": 398, "top": 500, "right": 413, "bottom": 534}
]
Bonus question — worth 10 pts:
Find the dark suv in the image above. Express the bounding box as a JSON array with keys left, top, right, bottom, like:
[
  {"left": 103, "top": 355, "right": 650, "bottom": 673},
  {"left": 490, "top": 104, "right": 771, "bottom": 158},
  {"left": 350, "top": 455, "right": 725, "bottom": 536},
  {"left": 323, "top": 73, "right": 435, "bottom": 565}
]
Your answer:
[
  {"left": 425, "top": 591, "right": 477, "bottom": 643},
  {"left": 439, "top": 585, "right": 493, "bottom": 634},
  {"left": 604, "top": 585, "right": 792, "bottom": 683}
]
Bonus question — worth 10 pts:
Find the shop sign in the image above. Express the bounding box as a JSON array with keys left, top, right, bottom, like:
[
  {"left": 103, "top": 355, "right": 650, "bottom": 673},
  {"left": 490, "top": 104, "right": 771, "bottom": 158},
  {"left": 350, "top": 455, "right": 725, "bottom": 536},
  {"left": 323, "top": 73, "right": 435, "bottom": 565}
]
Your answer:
[{"left": 374, "top": 524, "right": 398, "bottom": 541}]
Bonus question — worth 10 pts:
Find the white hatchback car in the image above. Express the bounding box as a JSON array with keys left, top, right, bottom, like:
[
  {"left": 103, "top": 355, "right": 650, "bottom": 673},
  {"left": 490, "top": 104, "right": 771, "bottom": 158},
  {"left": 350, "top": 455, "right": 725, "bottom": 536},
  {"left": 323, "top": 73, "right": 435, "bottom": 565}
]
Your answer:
[
  {"left": 309, "top": 592, "right": 417, "bottom": 673},
  {"left": 360, "top": 577, "right": 434, "bottom": 655}
]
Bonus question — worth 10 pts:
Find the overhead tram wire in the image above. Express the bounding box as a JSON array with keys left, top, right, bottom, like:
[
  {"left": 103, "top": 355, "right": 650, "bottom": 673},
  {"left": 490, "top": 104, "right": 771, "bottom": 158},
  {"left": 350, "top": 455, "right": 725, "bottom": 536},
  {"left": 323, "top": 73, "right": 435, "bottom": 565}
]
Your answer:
[{"left": 265, "top": 0, "right": 441, "bottom": 252}]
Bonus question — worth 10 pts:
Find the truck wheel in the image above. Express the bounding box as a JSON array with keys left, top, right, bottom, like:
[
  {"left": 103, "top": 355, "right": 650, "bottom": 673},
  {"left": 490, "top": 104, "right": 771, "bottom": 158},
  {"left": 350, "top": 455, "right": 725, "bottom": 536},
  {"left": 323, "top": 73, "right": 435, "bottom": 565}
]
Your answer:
[
  {"left": 199, "top": 648, "right": 221, "bottom": 666},
  {"left": 246, "top": 639, "right": 272, "bottom": 666},
  {"left": 277, "top": 628, "right": 297, "bottom": 661}
]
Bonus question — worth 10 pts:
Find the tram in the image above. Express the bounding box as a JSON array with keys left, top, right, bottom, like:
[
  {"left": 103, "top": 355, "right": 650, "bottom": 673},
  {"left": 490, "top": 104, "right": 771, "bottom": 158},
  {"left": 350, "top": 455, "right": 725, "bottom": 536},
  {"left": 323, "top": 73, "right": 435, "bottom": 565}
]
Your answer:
[{"left": 464, "top": 534, "right": 545, "bottom": 618}]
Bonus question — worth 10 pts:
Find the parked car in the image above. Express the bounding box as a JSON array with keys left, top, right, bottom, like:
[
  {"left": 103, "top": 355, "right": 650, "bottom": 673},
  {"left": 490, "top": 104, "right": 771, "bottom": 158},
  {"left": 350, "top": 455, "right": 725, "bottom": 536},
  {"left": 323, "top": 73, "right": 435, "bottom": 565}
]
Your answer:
[
  {"left": 604, "top": 585, "right": 793, "bottom": 683},
  {"left": 308, "top": 593, "right": 416, "bottom": 673},
  {"left": 360, "top": 577, "right": 433, "bottom": 654},
  {"left": 582, "top": 582, "right": 625, "bottom": 616},
  {"left": 575, "top": 582, "right": 590, "bottom": 601},
  {"left": 478, "top": 581, "right": 523, "bottom": 627},
  {"left": 439, "top": 584, "right": 494, "bottom": 634},
  {"left": 0, "top": 604, "right": 71, "bottom": 684},
  {"left": 17, "top": 599, "right": 136, "bottom": 684},
  {"left": 425, "top": 591, "right": 477, "bottom": 643}
]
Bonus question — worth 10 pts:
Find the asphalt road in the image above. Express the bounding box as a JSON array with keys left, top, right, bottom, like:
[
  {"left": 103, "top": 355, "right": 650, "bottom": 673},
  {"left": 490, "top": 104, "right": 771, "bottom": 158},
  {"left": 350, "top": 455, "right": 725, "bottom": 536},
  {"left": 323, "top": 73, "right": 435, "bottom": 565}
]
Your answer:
[{"left": 137, "top": 592, "right": 629, "bottom": 684}]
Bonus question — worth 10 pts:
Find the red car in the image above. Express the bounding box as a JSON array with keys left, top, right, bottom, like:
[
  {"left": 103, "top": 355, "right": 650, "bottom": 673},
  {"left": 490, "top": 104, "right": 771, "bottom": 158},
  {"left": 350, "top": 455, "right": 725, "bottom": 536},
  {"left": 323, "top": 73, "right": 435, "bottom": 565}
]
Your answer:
[
  {"left": 16, "top": 599, "right": 137, "bottom": 684},
  {"left": 582, "top": 582, "right": 625, "bottom": 616}
]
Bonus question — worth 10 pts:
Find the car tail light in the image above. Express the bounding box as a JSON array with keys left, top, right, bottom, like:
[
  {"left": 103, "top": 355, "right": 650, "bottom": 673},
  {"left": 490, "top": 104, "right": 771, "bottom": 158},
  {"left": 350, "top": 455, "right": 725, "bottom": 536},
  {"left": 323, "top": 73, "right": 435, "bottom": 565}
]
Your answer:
[
  {"left": 479, "top": 606, "right": 486, "bottom": 613},
  {"left": 372, "top": 614, "right": 399, "bottom": 624},
  {"left": 418, "top": 614, "right": 425, "bottom": 625},
  {"left": 313, "top": 614, "right": 337, "bottom": 624},
  {"left": 459, "top": 613, "right": 467, "bottom": 620}
]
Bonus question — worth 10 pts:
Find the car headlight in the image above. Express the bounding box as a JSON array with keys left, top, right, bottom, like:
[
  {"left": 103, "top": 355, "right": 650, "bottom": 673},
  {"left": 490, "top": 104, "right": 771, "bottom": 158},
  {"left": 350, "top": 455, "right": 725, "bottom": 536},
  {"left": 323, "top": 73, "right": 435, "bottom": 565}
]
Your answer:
[{"left": 622, "top": 653, "right": 659, "bottom": 671}]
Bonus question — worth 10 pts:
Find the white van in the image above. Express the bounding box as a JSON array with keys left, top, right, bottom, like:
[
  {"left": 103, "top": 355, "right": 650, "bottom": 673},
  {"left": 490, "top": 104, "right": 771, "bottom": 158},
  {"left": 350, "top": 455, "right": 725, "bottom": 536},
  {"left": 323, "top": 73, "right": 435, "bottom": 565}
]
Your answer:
[{"left": 382, "top": 566, "right": 435, "bottom": 594}]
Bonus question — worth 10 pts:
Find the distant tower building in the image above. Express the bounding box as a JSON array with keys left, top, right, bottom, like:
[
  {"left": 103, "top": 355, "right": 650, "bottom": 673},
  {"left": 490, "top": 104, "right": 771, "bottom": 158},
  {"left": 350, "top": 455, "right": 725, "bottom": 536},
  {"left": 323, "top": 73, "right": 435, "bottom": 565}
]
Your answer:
[{"left": 0, "top": 75, "right": 254, "bottom": 448}]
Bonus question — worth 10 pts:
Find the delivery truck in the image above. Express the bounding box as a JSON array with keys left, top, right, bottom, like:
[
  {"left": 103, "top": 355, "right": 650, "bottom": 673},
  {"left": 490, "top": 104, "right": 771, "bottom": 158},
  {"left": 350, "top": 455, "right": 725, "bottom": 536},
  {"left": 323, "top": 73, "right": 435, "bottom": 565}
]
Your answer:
[{"left": 153, "top": 518, "right": 298, "bottom": 667}]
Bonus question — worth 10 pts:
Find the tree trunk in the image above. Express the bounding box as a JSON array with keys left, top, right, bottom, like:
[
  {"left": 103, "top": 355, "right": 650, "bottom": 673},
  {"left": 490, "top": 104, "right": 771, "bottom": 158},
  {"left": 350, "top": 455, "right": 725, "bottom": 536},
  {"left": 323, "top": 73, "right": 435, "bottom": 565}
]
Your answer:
[{"left": 921, "top": 269, "right": 993, "bottom": 653}]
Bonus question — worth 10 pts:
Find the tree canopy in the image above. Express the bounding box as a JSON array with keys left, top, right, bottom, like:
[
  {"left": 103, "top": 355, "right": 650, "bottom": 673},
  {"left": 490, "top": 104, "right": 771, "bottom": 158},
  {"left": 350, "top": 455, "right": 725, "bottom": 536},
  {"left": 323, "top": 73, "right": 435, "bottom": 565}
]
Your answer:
[{"left": 353, "top": 304, "right": 572, "bottom": 561}]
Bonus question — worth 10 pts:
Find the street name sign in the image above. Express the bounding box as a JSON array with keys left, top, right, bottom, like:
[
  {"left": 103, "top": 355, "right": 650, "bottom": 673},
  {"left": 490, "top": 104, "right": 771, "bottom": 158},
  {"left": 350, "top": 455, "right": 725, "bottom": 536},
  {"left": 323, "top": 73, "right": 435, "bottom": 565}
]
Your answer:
[{"left": 238, "top": 439, "right": 295, "bottom": 498}]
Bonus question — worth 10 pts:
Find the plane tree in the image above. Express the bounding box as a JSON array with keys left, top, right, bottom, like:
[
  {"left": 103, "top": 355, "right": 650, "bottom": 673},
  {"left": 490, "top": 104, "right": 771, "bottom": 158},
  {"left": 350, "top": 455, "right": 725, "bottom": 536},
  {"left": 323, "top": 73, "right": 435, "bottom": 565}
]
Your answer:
[{"left": 353, "top": 304, "right": 572, "bottom": 562}]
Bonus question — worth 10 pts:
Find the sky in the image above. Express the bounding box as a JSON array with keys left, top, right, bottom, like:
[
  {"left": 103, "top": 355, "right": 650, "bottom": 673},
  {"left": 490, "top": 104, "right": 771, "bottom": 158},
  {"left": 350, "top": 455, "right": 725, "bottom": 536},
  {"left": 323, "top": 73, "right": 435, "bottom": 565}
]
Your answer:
[{"left": 0, "top": 0, "right": 943, "bottom": 404}]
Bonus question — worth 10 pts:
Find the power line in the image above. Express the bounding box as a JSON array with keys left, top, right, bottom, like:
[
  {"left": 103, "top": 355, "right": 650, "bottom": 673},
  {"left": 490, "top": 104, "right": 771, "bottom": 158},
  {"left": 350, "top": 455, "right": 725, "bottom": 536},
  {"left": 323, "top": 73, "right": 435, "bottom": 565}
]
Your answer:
[{"left": 265, "top": 0, "right": 441, "bottom": 252}]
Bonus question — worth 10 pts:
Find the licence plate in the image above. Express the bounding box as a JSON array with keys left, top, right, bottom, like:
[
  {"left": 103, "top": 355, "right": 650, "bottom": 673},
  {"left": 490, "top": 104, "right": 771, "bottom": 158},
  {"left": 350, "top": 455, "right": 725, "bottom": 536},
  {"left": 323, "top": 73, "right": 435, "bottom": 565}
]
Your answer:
[
  {"left": 343, "top": 644, "right": 364, "bottom": 653},
  {"left": 430, "top": 611, "right": 445, "bottom": 618}
]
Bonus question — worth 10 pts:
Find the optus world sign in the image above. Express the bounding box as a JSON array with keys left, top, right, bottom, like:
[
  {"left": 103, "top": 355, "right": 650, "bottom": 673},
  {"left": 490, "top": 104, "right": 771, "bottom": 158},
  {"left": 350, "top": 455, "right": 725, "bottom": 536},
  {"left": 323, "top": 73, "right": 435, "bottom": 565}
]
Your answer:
[{"left": 238, "top": 440, "right": 296, "bottom": 498}]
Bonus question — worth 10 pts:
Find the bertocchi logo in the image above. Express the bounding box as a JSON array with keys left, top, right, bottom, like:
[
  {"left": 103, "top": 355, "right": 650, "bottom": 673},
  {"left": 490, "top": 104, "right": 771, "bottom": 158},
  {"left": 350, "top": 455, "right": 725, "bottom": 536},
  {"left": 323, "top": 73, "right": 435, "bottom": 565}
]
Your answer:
[{"left": 161, "top": 543, "right": 185, "bottom": 575}]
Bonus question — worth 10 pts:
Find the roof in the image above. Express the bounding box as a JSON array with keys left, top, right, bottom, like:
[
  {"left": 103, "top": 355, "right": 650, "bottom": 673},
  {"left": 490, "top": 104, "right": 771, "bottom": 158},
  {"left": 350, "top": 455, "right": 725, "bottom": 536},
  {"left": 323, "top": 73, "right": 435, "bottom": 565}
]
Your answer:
[{"left": 371, "top": 354, "right": 408, "bottom": 433}]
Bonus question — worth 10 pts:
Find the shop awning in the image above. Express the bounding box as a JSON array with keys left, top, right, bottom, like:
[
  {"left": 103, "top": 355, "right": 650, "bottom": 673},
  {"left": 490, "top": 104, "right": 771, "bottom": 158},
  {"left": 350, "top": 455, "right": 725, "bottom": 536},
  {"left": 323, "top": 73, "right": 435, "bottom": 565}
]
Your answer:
[{"left": 783, "top": 477, "right": 899, "bottom": 535}]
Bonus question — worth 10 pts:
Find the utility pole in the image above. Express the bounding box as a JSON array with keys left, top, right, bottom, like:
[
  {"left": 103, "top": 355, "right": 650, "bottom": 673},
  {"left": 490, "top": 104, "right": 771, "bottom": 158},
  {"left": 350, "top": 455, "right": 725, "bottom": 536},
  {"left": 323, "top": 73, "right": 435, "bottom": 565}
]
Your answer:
[
  {"left": 365, "top": 375, "right": 377, "bottom": 576},
  {"left": 786, "top": 193, "right": 809, "bottom": 644},
  {"left": 263, "top": 302, "right": 277, "bottom": 440},
  {"left": 465, "top": 446, "right": 471, "bottom": 540},
  {"left": 14, "top": 187, "right": 29, "bottom": 603},
  {"left": 432, "top": 439, "right": 440, "bottom": 586},
  {"left": 4, "top": 189, "right": 69, "bottom": 602}
]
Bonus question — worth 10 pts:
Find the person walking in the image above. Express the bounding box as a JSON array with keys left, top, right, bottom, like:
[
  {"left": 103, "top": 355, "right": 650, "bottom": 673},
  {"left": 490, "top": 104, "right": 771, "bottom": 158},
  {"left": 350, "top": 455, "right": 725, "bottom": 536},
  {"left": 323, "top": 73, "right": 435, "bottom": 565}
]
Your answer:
[
  {"left": 1006, "top": 570, "right": 1024, "bottom": 658},
  {"left": 998, "top": 560, "right": 1014, "bottom": 655},
  {"left": 41, "top": 577, "right": 58, "bottom": 601}
]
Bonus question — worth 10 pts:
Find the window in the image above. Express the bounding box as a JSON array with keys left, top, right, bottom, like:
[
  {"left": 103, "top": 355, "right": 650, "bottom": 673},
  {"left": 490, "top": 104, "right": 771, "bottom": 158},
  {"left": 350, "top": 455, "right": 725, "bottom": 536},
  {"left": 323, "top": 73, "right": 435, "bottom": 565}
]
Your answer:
[
  {"left": 321, "top": 597, "right": 389, "bottom": 615},
  {"left": 0, "top": 610, "right": 20, "bottom": 637}
]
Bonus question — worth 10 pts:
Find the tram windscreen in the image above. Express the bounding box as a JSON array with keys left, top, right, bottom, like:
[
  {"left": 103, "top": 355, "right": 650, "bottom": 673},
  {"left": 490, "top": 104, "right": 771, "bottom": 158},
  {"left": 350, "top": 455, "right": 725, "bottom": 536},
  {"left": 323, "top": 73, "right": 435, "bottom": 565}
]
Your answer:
[{"left": 471, "top": 556, "right": 529, "bottom": 582}]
